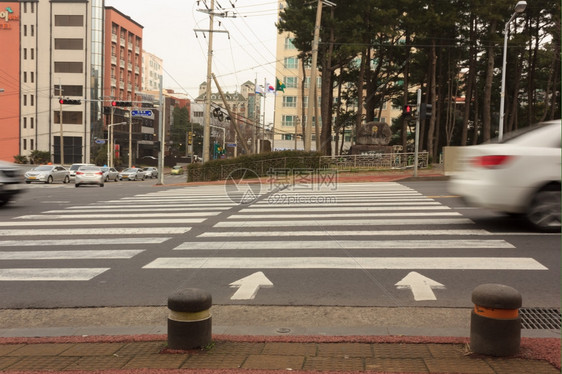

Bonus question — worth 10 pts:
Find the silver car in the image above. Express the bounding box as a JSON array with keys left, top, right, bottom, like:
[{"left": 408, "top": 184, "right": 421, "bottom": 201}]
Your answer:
[
  {"left": 118, "top": 168, "right": 145, "bottom": 181},
  {"left": 69, "top": 163, "right": 95, "bottom": 180},
  {"left": 101, "top": 167, "right": 119, "bottom": 182},
  {"left": 142, "top": 167, "right": 158, "bottom": 178},
  {"left": 0, "top": 161, "right": 24, "bottom": 206},
  {"left": 25, "top": 165, "right": 70, "bottom": 184},
  {"left": 75, "top": 165, "right": 104, "bottom": 187}
]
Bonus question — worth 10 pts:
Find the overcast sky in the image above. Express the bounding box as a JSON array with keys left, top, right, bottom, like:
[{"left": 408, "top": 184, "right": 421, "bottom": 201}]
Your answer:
[{"left": 105, "top": 0, "right": 279, "bottom": 121}]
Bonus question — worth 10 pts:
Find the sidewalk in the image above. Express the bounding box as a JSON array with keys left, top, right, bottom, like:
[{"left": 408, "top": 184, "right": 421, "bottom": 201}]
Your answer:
[{"left": 0, "top": 333, "right": 559, "bottom": 373}]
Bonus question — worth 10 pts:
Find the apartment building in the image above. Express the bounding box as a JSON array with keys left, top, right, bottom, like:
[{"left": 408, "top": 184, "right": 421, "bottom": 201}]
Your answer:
[
  {"left": 142, "top": 50, "right": 162, "bottom": 92},
  {"left": 0, "top": 0, "right": 94, "bottom": 163}
]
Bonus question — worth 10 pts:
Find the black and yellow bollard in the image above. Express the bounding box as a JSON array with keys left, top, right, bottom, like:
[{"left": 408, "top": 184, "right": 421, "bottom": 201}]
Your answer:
[
  {"left": 470, "top": 284, "right": 522, "bottom": 356},
  {"left": 167, "top": 288, "right": 212, "bottom": 350}
]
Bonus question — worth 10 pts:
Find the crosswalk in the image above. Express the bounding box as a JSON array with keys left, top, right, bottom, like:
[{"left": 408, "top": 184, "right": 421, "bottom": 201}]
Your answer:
[
  {"left": 142, "top": 182, "right": 548, "bottom": 274},
  {"left": 0, "top": 185, "right": 239, "bottom": 281},
  {"left": 0, "top": 182, "right": 550, "bottom": 284}
]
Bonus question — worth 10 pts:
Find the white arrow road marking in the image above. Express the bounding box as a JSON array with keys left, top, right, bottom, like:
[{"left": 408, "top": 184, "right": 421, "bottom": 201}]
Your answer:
[
  {"left": 229, "top": 271, "right": 273, "bottom": 300},
  {"left": 395, "top": 272, "right": 446, "bottom": 301}
]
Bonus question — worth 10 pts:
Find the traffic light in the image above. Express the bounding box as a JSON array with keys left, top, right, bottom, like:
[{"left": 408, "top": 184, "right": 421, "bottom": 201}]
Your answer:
[
  {"left": 187, "top": 131, "right": 193, "bottom": 146},
  {"left": 420, "top": 103, "right": 433, "bottom": 121},
  {"left": 153, "top": 141, "right": 161, "bottom": 151},
  {"left": 402, "top": 104, "right": 414, "bottom": 118},
  {"left": 59, "top": 98, "right": 81, "bottom": 105},
  {"left": 111, "top": 101, "right": 132, "bottom": 107}
]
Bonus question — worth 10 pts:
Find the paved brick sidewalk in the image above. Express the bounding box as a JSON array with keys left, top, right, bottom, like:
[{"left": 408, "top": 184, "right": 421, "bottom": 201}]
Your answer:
[{"left": 0, "top": 335, "right": 559, "bottom": 373}]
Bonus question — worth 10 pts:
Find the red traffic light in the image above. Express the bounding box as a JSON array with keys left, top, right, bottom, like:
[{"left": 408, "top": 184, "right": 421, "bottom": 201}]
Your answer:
[{"left": 404, "top": 105, "right": 413, "bottom": 113}]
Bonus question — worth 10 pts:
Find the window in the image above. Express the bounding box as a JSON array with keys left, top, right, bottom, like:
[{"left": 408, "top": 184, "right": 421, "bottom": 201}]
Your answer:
[
  {"left": 284, "top": 57, "right": 298, "bottom": 69},
  {"left": 30, "top": 139, "right": 34, "bottom": 150},
  {"left": 284, "top": 38, "right": 296, "bottom": 50},
  {"left": 54, "top": 111, "right": 83, "bottom": 125},
  {"left": 54, "top": 85, "right": 83, "bottom": 96},
  {"left": 31, "top": 25, "right": 34, "bottom": 37},
  {"left": 30, "top": 49, "right": 34, "bottom": 60},
  {"left": 282, "top": 134, "right": 293, "bottom": 140},
  {"left": 23, "top": 72, "right": 27, "bottom": 83},
  {"left": 282, "top": 96, "right": 297, "bottom": 107},
  {"left": 54, "top": 62, "right": 83, "bottom": 73},
  {"left": 23, "top": 117, "right": 27, "bottom": 129},
  {"left": 23, "top": 25, "right": 27, "bottom": 36},
  {"left": 23, "top": 95, "right": 27, "bottom": 106},
  {"left": 23, "top": 48, "right": 27, "bottom": 59},
  {"left": 31, "top": 72, "right": 34, "bottom": 83},
  {"left": 55, "top": 15, "right": 84, "bottom": 27},
  {"left": 23, "top": 139, "right": 27, "bottom": 151},
  {"left": 282, "top": 115, "right": 298, "bottom": 127},
  {"left": 285, "top": 77, "right": 297, "bottom": 89},
  {"left": 30, "top": 95, "right": 34, "bottom": 106},
  {"left": 55, "top": 39, "right": 83, "bottom": 50},
  {"left": 30, "top": 117, "right": 34, "bottom": 129}
]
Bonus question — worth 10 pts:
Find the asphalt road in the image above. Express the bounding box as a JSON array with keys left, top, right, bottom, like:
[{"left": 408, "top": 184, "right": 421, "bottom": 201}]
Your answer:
[{"left": 0, "top": 177, "right": 559, "bottom": 312}]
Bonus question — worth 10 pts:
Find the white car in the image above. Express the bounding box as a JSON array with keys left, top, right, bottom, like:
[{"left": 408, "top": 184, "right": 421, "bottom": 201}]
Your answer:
[
  {"left": 69, "top": 163, "right": 95, "bottom": 180},
  {"left": 118, "top": 168, "right": 145, "bottom": 181},
  {"left": 101, "top": 167, "right": 119, "bottom": 182},
  {"left": 448, "top": 120, "right": 561, "bottom": 232}
]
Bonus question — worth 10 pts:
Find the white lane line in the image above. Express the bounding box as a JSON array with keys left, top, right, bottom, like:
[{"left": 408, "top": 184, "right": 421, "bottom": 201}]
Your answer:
[
  {"left": 0, "top": 250, "right": 144, "bottom": 260},
  {"left": 199, "top": 229, "right": 492, "bottom": 237},
  {"left": 0, "top": 219, "right": 205, "bottom": 227},
  {"left": 173, "top": 239, "right": 514, "bottom": 250},
  {"left": 16, "top": 212, "right": 220, "bottom": 219},
  {"left": 215, "top": 218, "right": 474, "bottom": 227},
  {"left": 65, "top": 204, "right": 234, "bottom": 209},
  {"left": 227, "top": 212, "right": 461, "bottom": 219},
  {"left": 240, "top": 206, "right": 449, "bottom": 212},
  {"left": 45, "top": 207, "right": 226, "bottom": 213},
  {"left": 143, "top": 257, "right": 548, "bottom": 270},
  {"left": 0, "top": 268, "right": 109, "bottom": 281},
  {"left": 0, "top": 238, "right": 169, "bottom": 246},
  {"left": 100, "top": 201, "right": 237, "bottom": 205},
  {"left": 252, "top": 202, "right": 441, "bottom": 207},
  {"left": 0, "top": 228, "right": 190, "bottom": 236}
]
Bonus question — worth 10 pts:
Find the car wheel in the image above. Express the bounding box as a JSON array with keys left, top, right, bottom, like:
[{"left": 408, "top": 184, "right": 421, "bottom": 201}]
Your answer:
[
  {"left": 25, "top": 181, "right": 31, "bottom": 184},
  {"left": 63, "top": 176, "right": 70, "bottom": 184},
  {"left": 526, "top": 186, "right": 561, "bottom": 233},
  {"left": 46, "top": 176, "right": 53, "bottom": 184},
  {"left": 105, "top": 176, "right": 109, "bottom": 182},
  {"left": 75, "top": 183, "right": 80, "bottom": 188},
  {"left": 114, "top": 176, "right": 119, "bottom": 182},
  {"left": 100, "top": 183, "right": 104, "bottom": 187}
]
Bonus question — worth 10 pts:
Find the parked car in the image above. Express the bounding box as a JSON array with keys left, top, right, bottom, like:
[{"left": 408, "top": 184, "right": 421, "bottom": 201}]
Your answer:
[
  {"left": 119, "top": 167, "right": 145, "bottom": 181},
  {"left": 101, "top": 166, "right": 119, "bottom": 182},
  {"left": 448, "top": 120, "right": 561, "bottom": 232},
  {"left": 75, "top": 165, "right": 104, "bottom": 187},
  {"left": 0, "top": 161, "right": 24, "bottom": 206},
  {"left": 69, "top": 163, "right": 95, "bottom": 180},
  {"left": 25, "top": 164, "right": 70, "bottom": 184},
  {"left": 142, "top": 167, "right": 158, "bottom": 178},
  {"left": 170, "top": 165, "right": 184, "bottom": 175}
]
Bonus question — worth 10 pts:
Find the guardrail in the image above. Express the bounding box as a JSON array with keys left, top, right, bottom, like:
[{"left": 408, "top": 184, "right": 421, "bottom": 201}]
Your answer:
[{"left": 319, "top": 152, "right": 429, "bottom": 171}]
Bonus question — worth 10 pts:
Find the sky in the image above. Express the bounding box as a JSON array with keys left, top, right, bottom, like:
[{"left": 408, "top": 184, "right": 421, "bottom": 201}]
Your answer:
[{"left": 105, "top": 0, "right": 279, "bottom": 123}]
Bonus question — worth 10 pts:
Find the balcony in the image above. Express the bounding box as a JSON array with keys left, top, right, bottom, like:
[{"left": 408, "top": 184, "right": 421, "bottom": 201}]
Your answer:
[
  {"left": 135, "top": 46, "right": 140, "bottom": 54},
  {"left": 111, "top": 34, "right": 117, "bottom": 43},
  {"left": 111, "top": 78, "right": 116, "bottom": 87},
  {"left": 135, "top": 66, "right": 140, "bottom": 74},
  {"left": 128, "top": 63, "right": 132, "bottom": 71},
  {"left": 127, "top": 83, "right": 132, "bottom": 91},
  {"left": 119, "top": 80, "right": 124, "bottom": 89},
  {"left": 128, "top": 42, "right": 133, "bottom": 51},
  {"left": 111, "top": 56, "right": 117, "bottom": 65},
  {"left": 120, "top": 39, "right": 125, "bottom": 47},
  {"left": 120, "top": 60, "right": 125, "bottom": 68}
]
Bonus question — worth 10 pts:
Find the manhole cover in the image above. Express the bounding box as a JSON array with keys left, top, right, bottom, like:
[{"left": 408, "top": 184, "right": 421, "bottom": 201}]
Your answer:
[{"left": 520, "top": 308, "right": 561, "bottom": 330}]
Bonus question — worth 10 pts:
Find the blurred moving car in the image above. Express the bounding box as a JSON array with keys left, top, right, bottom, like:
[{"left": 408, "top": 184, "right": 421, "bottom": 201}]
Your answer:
[
  {"left": 75, "top": 165, "right": 104, "bottom": 187},
  {"left": 101, "top": 166, "right": 119, "bottom": 182},
  {"left": 25, "top": 165, "right": 70, "bottom": 184},
  {"left": 0, "top": 161, "right": 24, "bottom": 206},
  {"left": 170, "top": 165, "right": 184, "bottom": 175},
  {"left": 448, "top": 120, "right": 561, "bottom": 232},
  {"left": 119, "top": 168, "right": 145, "bottom": 181},
  {"left": 69, "top": 163, "right": 95, "bottom": 180},
  {"left": 142, "top": 167, "right": 158, "bottom": 179}
]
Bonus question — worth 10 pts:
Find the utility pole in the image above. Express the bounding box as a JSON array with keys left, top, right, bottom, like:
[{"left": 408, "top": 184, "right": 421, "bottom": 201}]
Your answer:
[
  {"left": 158, "top": 75, "right": 165, "bottom": 185},
  {"left": 128, "top": 108, "right": 133, "bottom": 168},
  {"left": 202, "top": 0, "right": 215, "bottom": 163},
  {"left": 59, "top": 84, "right": 64, "bottom": 164}
]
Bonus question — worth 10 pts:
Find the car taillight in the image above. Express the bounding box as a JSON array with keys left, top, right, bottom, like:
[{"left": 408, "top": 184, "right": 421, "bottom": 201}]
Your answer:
[
  {"left": 471, "top": 155, "right": 513, "bottom": 169},
  {"left": 76, "top": 171, "right": 84, "bottom": 175},
  {"left": 95, "top": 172, "right": 103, "bottom": 175}
]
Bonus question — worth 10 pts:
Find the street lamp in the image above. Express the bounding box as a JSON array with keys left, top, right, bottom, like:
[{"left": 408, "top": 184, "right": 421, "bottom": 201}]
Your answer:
[{"left": 498, "top": 0, "right": 527, "bottom": 141}]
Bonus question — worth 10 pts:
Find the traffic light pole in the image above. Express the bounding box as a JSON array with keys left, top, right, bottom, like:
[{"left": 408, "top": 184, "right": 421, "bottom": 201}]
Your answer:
[
  {"left": 414, "top": 89, "right": 421, "bottom": 177},
  {"left": 59, "top": 84, "right": 64, "bottom": 165}
]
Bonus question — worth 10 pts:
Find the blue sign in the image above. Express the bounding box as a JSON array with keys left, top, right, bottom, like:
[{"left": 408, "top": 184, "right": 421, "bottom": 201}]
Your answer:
[
  {"left": 226, "top": 143, "right": 237, "bottom": 147},
  {"left": 131, "top": 110, "right": 153, "bottom": 117},
  {"left": 94, "top": 139, "right": 106, "bottom": 144}
]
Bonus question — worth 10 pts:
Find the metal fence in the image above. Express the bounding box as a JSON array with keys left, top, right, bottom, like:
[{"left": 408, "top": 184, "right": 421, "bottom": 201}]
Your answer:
[{"left": 319, "top": 152, "right": 429, "bottom": 171}]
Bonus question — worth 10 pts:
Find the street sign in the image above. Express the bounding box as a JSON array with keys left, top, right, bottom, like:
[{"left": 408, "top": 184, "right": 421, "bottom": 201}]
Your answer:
[
  {"left": 226, "top": 143, "right": 237, "bottom": 147},
  {"left": 94, "top": 139, "right": 106, "bottom": 144},
  {"left": 131, "top": 110, "right": 153, "bottom": 117}
]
